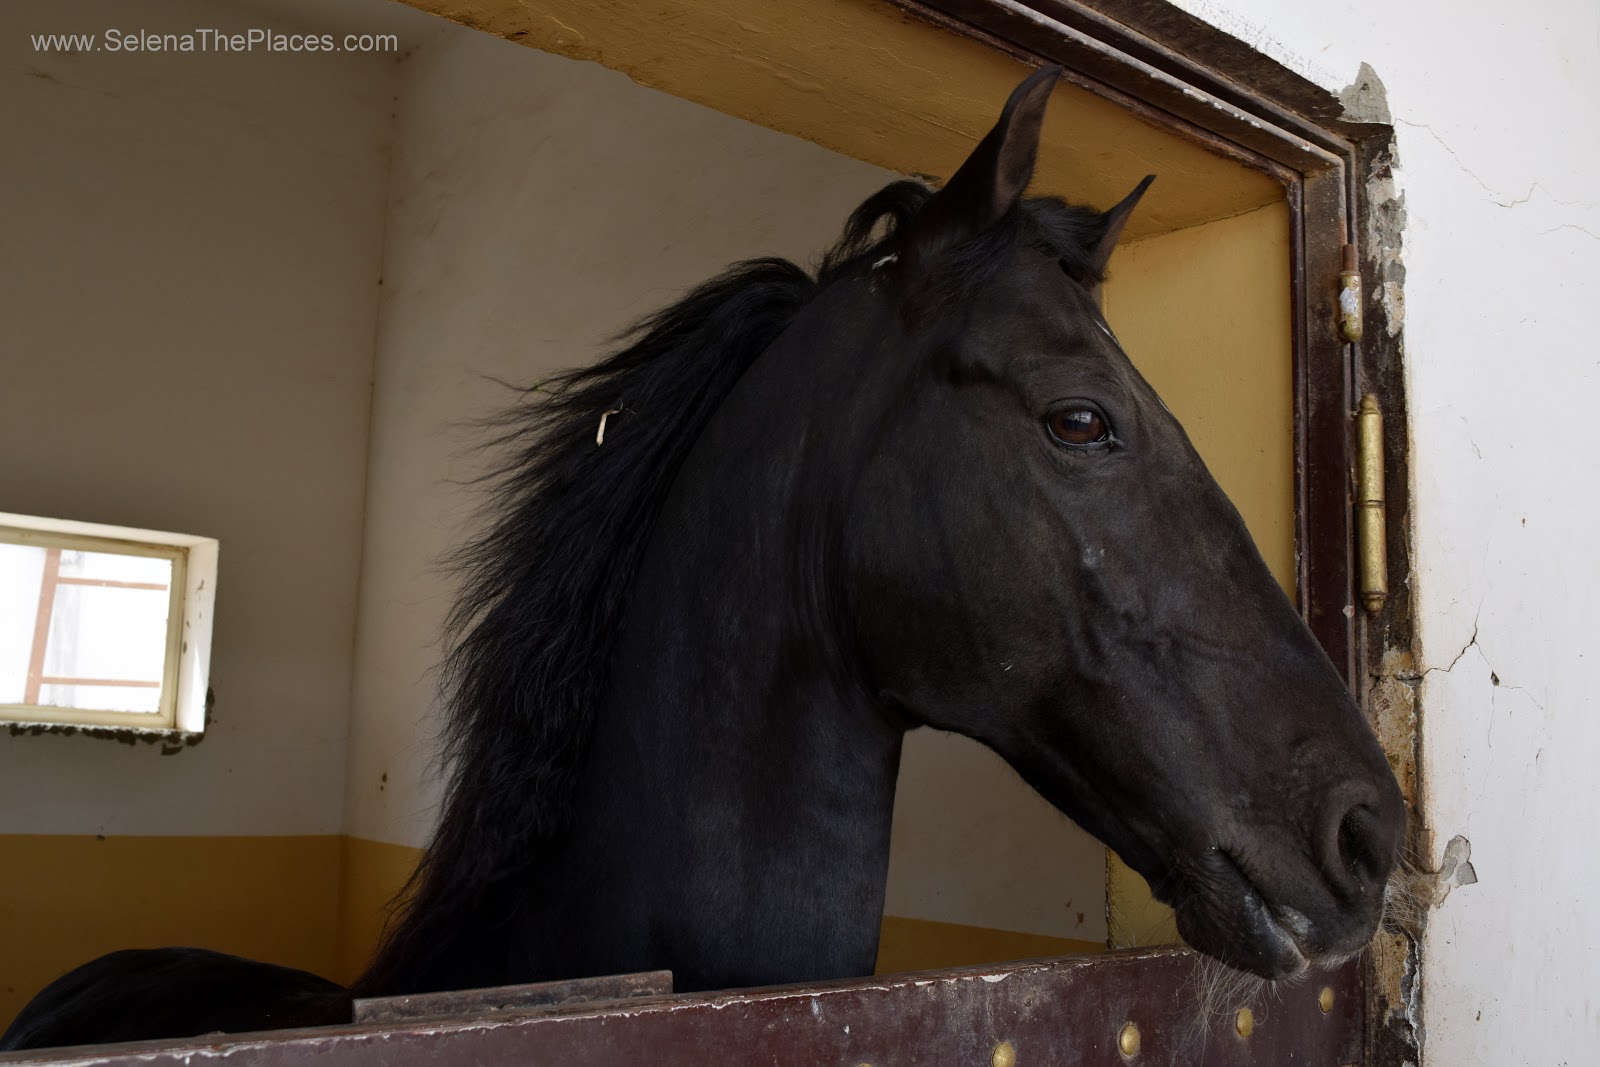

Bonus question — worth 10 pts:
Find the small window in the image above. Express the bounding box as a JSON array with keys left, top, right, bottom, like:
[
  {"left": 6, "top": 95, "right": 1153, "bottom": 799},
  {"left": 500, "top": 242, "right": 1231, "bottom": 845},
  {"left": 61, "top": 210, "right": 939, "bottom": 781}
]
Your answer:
[{"left": 0, "top": 513, "right": 217, "bottom": 733}]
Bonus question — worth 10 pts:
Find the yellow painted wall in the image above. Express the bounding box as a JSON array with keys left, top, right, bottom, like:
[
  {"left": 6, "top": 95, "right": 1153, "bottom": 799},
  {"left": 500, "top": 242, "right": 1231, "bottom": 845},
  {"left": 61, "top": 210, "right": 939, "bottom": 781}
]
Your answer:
[
  {"left": 336, "top": 836, "right": 422, "bottom": 983},
  {"left": 1099, "top": 199, "right": 1296, "bottom": 948},
  {"left": 0, "top": 835, "right": 423, "bottom": 1030},
  {"left": 875, "top": 918, "right": 1101, "bottom": 975},
  {"left": 0, "top": 836, "right": 342, "bottom": 1030}
]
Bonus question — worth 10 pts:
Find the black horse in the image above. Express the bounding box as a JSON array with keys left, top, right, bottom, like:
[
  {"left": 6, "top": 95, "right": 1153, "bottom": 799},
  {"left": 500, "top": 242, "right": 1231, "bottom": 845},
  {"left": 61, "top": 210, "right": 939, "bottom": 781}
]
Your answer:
[{"left": 2, "top": 67, "right": 1402, "bottom": 1051}]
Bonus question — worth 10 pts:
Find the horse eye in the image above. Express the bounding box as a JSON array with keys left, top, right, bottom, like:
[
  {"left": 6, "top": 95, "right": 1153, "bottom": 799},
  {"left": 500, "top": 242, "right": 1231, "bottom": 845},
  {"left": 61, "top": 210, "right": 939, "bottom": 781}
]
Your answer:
[{"left": 1047, "top": 406, "right": 1110, "bottom": 448}]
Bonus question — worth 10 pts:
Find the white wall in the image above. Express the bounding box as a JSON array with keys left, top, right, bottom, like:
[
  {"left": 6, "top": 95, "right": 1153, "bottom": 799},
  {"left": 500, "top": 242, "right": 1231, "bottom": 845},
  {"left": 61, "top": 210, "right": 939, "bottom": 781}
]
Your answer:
[
  {"left": 341, "top": 20, "right": 1112, "bottom": 943},
  {"left": 1169, "top": 1, "right": 1600, "bottom": 1062},
  {"left": 0, "top": 0, "right": 399, "bottom": 836}
]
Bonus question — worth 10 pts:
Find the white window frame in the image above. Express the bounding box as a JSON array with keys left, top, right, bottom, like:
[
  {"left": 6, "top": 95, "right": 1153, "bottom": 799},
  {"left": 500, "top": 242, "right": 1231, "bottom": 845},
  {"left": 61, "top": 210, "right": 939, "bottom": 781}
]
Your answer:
[{"left": 0, "top": 512, "right": 218, "bottom": 734}]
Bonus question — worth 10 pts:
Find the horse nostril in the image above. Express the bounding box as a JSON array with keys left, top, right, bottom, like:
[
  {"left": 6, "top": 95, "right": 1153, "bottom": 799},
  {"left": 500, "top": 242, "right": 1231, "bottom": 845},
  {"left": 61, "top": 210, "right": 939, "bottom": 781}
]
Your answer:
[
  {"left": 1313, "top": 780, "right": 1398, "bottom": 902},
  {"left": 1334, "top": 804, "right": 1388, "bottom": 889}
]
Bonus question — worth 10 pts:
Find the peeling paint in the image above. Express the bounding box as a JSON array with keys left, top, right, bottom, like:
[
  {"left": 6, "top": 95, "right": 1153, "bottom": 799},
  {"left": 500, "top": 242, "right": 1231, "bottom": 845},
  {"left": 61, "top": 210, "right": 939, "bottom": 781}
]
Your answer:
[
  {"left": 1424, "top": 835, "right": 1478, "bottom": 907},
  {"left": 1367, "top": 633, "right": 1422, "bottom": 1066},
  {"left": 1364, "top": 140, "right": 1408, "bottom": 340},
  {"left": 1371, "top": 926, "right": 1419, "bottom": 1063},
  {"left": 1339, "top": 61, "right": 1393, "bottom": 125},
  {"left": 1369, "top": 646, "right": 1419, "bottom": 803}
]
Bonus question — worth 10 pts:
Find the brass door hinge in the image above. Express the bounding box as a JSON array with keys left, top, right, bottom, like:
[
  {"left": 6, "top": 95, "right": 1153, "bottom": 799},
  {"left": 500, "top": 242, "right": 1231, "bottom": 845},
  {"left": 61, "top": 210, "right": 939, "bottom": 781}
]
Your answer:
[{"left": 1355, "top": 394, "right": 1387, "bottom": 614}]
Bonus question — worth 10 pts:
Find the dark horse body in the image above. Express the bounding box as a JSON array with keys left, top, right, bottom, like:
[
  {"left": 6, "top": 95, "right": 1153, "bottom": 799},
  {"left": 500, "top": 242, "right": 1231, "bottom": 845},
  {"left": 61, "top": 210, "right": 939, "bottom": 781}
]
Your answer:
[{"left": 3, "top": 69, "right": 1402, "bottom": 1051}]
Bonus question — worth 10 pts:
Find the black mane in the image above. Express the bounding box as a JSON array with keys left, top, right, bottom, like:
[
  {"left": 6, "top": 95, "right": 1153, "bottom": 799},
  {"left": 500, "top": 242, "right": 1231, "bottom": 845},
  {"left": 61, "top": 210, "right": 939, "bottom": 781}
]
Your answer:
[{"left": 358, "top": 181, "right": 1110, "bottom": 993}]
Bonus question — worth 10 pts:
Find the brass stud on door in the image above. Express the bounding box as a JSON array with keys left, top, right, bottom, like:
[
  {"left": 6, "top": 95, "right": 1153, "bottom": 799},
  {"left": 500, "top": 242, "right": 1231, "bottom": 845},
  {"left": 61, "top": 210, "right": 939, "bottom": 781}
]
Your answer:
[
  {"left": 1235, "top": 1007, "right": 1254, "bottom": 1037},
  {"left": 1118, "top": 1022, "right": 1141, "bottom": 1057},
  {"left": 1319, "top": 986, "right": 1336, "bottom": 1013},
  {"left": 991, "top": 1040, "right": 1016, "bottom": 1067}
]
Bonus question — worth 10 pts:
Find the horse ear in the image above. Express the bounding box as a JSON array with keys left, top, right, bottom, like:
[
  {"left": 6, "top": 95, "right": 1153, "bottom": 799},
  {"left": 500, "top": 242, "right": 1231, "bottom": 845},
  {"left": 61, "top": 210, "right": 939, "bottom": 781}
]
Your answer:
[
  {"left": 1086, "top": 175, "right": 1156, "bottom": 286},
  {"left": 898, "top": 65, "right": 1062, "bottom": 273}
]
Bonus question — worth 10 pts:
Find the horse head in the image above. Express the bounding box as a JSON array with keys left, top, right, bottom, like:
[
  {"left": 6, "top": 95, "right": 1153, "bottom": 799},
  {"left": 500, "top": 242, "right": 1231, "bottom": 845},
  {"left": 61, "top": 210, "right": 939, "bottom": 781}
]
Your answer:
[{"left": 838, "top": 68, "right": 1404, "bottom": 979}]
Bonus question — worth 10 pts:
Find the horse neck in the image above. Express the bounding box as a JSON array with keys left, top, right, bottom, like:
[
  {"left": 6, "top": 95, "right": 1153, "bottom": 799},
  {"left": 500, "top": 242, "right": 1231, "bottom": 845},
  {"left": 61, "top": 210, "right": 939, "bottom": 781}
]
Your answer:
[{"left": 539, "top": 325, "right": 905, "bottom": 990}]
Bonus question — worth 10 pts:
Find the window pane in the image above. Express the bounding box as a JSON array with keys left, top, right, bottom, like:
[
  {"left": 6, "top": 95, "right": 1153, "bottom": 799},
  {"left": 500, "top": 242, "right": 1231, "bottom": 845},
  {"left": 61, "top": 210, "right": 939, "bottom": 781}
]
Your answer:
[
  {"left": 36, "top": 682, "right": 163, "bottom": 714},
  {"left": 0, "top": 544, "right": 173, "bottom": 714},
  {"left": 68, "top": 549, "right": 172, "bottom": 585}
]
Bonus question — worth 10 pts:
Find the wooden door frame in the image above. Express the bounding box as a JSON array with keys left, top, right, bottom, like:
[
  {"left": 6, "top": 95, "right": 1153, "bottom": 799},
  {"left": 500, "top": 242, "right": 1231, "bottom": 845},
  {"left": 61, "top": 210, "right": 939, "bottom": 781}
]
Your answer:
[{"left": 889, "top": 3, "right": 1416, "bottom": 1062}]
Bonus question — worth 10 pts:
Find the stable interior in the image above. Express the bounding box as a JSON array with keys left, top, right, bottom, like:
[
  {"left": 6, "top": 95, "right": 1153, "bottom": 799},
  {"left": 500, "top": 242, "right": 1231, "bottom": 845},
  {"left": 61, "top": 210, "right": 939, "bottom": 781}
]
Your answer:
[{"left": 0, "top": 0, "right": 1291, "bottom": 1025}]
